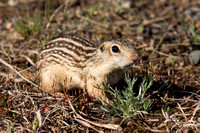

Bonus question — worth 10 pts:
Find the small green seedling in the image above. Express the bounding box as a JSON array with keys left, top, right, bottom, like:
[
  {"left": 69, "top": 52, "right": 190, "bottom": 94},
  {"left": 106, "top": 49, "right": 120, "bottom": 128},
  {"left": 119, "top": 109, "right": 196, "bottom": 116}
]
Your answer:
[{"left": 97, "top": 74, "right": 154, "bottom": 119}]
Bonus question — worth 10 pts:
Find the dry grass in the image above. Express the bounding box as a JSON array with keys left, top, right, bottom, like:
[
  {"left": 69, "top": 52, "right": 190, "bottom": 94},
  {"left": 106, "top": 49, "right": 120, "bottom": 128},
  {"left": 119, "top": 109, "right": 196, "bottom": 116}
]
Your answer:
[{"left": 0, "top": 0, "right": 200, "bottom": 132}]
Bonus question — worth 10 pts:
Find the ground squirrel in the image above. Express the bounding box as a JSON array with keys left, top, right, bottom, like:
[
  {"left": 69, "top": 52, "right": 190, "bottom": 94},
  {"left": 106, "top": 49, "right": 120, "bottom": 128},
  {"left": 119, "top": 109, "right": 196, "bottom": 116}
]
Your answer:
[{"left": 37, "top": 34, "right": 139, "bottom": 102}]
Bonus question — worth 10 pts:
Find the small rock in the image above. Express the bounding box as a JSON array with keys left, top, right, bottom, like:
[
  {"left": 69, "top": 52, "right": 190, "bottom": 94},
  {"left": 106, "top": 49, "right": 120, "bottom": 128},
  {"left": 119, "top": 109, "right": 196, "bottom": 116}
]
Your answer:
[
  {"left": 0, "top": 18, "right": 3, "bottom": 24},
  {"left": 122, "top": 1, "right": 131, "bottom": 9},
  {"left": 8, "top": 0, "right": 17, "bottom": 6},
  {"left": 5, "top": 22, "right": 12, "bottom": 29},
  {"left": 189, "top": 50, "right": 200, "bottom": 65},
  {"left": 198, "top": 117, "right": 200, "bottom": 122},
  {"left": 44, "top": 107, "right": 51, "bottom": 112}
]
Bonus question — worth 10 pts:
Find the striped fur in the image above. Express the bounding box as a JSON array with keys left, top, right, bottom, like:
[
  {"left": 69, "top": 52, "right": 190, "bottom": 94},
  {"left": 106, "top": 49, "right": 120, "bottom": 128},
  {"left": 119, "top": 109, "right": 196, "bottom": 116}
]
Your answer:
[{"left": 38, "top": 34, "right": 98, "bottom": 68}]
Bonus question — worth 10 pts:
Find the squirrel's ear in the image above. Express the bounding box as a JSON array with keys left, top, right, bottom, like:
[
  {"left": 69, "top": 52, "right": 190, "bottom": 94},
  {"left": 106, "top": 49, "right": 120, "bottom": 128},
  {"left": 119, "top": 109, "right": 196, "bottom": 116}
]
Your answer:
[{"left": 99, "top": 43, "right": 104, "bottom": 52}]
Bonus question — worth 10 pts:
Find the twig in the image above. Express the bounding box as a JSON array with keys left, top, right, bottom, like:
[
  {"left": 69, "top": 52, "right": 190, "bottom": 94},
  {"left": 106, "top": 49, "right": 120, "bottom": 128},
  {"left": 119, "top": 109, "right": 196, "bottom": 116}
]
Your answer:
[
  {"left": 189, "top": 101, "right": 200, "bottom": 122},
  {"left": 177, "top": 103, "right": 188, "bottom": 122},
  {"left": 75, "top": 119, "right": 103, "bottom": 133},
  {"left": 0, "top": 44, "right": 12, "bottom": 62},
  {"left": 68, "top": 98, "right": 122, "bottom": 131},
  {"left": 36, "top": 109, "right": 42, "bottom": 127},
  {"left": 21, "top": 55, "right": 36, "bottom": 66},
  {"left": 42, "top": 99, "right": 63, "bottom": 126},
  {"left": 161, "top": 108, "right": 170, "bottom": 123},
  {"left": 155, "top": 51, "right": 180, "bottom": 59},
  {"left": 150, "top": 24, "right": 174, "bottom": 57},
  {"left": 0, "top": 58, "right": 38, "bottom": 87},
  {"left": 135, "top": 43, "right": 148, "bottom": 49},
  {"left": 46, "top": 4, "right": 64, "bottom": 30},
  {"left": 77, "top": 15, "right": 109, "bottom": 28},
  {"left": 142, "top": 15, "right": 171, "bottom": 26},
  {"left": 150, "top": 32, "right": 168, "bottom": 57}
]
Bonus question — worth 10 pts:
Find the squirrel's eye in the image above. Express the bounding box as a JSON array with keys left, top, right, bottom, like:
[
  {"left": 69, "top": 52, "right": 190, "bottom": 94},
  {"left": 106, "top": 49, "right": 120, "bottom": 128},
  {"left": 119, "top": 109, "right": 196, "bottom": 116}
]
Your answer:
[{"left": 111, "top": 45, "right": 120, "bottom": 53}]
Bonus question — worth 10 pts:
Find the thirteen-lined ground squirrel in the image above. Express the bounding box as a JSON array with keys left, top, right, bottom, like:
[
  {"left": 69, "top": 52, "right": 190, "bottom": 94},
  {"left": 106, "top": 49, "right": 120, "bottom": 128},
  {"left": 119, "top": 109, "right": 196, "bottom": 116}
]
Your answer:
[{"left": 37, "top": 34, "right": 139, "bottom": 102}]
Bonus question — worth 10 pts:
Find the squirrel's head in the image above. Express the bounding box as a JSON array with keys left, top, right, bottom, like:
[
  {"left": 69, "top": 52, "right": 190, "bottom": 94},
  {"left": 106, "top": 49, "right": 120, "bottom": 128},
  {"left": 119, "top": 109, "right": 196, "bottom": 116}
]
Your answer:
[{"left": 98, "top": 39, "right": 139, "bottom": 69}]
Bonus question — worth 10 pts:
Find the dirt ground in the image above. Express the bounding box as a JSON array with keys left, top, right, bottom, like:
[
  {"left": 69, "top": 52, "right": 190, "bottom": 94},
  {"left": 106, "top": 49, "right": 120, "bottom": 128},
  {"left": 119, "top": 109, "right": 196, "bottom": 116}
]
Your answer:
[{"left": 0, "top": 0, "right": 200, "bottom": 132}]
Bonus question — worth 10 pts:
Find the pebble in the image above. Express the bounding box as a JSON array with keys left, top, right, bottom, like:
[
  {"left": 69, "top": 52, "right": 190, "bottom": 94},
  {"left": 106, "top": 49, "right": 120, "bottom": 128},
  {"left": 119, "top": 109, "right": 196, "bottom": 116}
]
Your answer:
[{"left": 188, "top": 50, "right": 200, "bottom": 65}]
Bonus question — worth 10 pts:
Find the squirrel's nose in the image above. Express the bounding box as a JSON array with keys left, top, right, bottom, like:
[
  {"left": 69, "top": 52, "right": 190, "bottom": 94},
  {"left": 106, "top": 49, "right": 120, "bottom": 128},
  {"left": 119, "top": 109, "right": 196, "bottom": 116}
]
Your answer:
[
  {"left": 132, "top": 56, "right": 138, "bottom": 62},
  {"left": 132, "top": 54, "right": 139, "bottom": 62}
]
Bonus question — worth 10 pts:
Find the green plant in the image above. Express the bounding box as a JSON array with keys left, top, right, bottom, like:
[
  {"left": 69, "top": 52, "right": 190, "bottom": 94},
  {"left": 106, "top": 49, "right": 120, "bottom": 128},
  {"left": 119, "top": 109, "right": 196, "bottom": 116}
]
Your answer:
[
  {"left": 7, "top": 122, "right": 15, "bottom": 133},
  {"left": 12, "top": 0, "right": 52, "bottom": 38},
  {"left": 13, "top": 10, "right": 42, "bottom": 38},
  {"left": 42, "top": 35, "right": 49, "bottom": 46},
  {"left": 86, "top": 3, "right": 100, "bottom": 20},
  {"left": 44, "top": 0, "right": 51, "bottom": 21},
  {"left": 188, "top": 26, "right": 200, "bottom": 42},
  {"left": 115, "top": 2, "right": 123, "bottom": 14},
  {"left": 97, "top": 74, "right": 154, "bottom": 119},
  {"left": 77, "top": 2, "right": 100, "bottom": 30}
]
